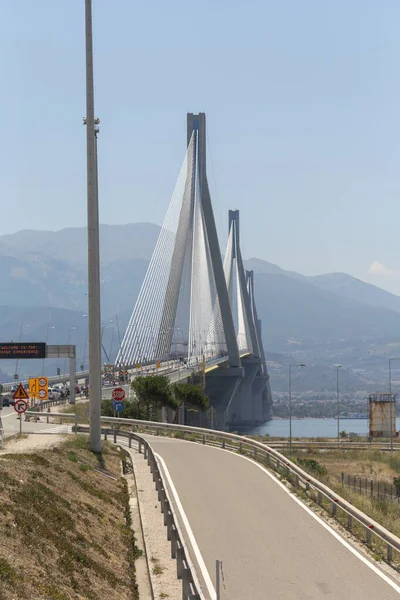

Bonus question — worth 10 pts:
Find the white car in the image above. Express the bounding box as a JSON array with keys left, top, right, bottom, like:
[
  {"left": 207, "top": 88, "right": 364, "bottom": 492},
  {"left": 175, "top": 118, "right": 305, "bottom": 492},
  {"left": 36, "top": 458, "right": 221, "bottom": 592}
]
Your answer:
[{"left": 48, "top": 388, "right": 60, "bottom": 400}]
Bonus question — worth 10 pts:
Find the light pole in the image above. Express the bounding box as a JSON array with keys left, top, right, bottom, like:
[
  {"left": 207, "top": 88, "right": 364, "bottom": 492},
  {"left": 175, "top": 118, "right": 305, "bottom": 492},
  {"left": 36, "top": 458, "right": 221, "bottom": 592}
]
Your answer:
[
  {"left": 85, "top": 0, "right": 102, "bottom": 453},
  {"left": 41, "top": 324, "right": 55, "bottom": 375},
  {"left": 14, "top": 323, "right": 29, "bottom": 381},
  {"left": 388, "top": 358, "right": 400, "bottom": 452},
  {"left": 334, "top": 364, "right": 342, "bottom": 445},
  {"left": 289, "top": 363, "right": 306, "bottom": 448}
]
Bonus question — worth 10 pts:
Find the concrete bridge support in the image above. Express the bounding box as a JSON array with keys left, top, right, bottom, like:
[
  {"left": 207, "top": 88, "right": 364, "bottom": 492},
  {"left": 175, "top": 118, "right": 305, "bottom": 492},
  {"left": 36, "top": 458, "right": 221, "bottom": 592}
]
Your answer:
[{"left": 226, "top": 358, "right": 261, "bottom": 428}]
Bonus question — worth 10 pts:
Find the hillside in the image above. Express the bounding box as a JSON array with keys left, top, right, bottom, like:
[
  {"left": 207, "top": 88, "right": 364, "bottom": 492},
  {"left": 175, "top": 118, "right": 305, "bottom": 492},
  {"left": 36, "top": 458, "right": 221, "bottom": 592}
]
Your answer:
[
  {"left": 0, "top": 436, "right": 138, "bottom": 600},
  {"left": 0, "top": 224, "right": 400, "bottom": 390}
]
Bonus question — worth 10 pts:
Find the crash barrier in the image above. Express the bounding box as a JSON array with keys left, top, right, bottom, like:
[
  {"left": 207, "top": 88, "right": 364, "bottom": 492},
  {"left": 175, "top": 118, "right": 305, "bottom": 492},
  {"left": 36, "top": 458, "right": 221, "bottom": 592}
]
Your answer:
[{"left": 25, "top": 411, "right": 400, "bottom": 566}]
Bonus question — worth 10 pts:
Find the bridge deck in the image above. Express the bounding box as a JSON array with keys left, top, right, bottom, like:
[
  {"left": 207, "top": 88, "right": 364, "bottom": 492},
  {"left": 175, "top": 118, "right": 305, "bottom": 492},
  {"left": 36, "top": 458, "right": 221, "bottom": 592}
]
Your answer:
[{"left": 149, "top": 436, "right": 400, "bottom": 600}]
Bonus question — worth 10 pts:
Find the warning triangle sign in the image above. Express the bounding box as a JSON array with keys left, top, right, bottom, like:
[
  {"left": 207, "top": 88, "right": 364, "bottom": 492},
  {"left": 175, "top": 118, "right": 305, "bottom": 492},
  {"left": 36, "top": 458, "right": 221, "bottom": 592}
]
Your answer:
[{"left": 13, "top": 383, "right": 29, "bottom": 400}]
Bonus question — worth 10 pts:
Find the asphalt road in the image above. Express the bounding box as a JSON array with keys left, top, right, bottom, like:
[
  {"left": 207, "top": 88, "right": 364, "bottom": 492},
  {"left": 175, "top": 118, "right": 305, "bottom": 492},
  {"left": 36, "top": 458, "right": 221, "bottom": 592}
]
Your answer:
[{"left": 148, "top": 437, "right": 400, "bottom": 600}]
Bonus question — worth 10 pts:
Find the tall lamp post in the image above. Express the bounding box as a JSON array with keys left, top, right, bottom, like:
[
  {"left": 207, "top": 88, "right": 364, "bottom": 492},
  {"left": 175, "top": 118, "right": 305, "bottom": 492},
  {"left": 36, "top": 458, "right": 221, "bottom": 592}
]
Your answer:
[
  {"left": 289, "top": 363, "right": 306, "bottom": 448},
  {"left": 85, "top": 0, "right": 102, "bottom": 453},
  {"left": 388, "top": 358, "right": 400, "bottom": 452},
  {"left": 334, "top": 364, "right": 342, "bottom": 445}
]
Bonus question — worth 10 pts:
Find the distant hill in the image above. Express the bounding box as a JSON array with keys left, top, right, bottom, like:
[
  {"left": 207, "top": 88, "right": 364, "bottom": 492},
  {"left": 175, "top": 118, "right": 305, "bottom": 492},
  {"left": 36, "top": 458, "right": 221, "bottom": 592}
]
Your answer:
[{"left": 0, "top": 224, "right": 400, "bottom": 390}]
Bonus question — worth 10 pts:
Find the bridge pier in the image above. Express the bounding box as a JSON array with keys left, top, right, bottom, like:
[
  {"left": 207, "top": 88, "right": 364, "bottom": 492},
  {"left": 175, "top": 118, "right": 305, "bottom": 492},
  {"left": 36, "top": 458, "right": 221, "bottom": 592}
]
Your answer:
[
  {"left": 203, "top": 367, "right": 243, "bottom": 431},
  {"left": 226, "top": 358, "right": 260, "bottom": 428}
]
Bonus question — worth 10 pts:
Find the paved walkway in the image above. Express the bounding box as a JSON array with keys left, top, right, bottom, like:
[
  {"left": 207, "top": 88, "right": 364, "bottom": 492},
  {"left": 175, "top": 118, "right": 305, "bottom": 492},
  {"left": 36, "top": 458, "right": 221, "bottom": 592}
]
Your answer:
[{"left": 146, "top": 436, "right": 400, "bottom": 600}]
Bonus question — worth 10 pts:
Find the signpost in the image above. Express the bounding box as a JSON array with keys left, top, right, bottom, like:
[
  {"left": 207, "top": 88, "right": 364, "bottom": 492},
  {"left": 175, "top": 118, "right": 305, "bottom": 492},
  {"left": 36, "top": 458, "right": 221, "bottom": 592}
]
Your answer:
[
  {"left": 112, "top": 387, "right": 125, "bottom": 402},
  {"left": 112, "top": 400, "right": 124, "bottom": 413},
  {"left": 0, "top": 343, "right": 46, "bottom": 360},
  {"left": 14, "top": 398, "right": 28, "bottom": 438},
  {"left": 12, "top": 384, "right": 29, "bottom": 401},
  {"left": 112, "top": 388, "right": 125, "bottom": 417},
  {"left": 29, "top": 377, "right": 48, "bottom": 405}
]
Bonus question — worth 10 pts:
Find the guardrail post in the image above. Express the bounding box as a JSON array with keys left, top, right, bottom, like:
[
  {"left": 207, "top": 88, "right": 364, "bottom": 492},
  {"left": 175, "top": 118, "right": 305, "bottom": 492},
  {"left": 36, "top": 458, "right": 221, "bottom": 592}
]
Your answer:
[
  {"left": 387, "top": 544, "right": 393, "bottom": 562},
  {"left": 167, "top": 511, "right": 172, "bottom": 540},
  {"left": 266, "top": 453, "right": 270, "bottom": 465},
  {"left": 239, "top": 442, "right": 243, "bottom": 453},
  {"left": 128, "top": 434, "right": 132, "bottom": 448},
  {"left": 371, "top": 480, "right": 373, "bottom": 497},
  {"left": 104, "top": 430, "right": 108, "bottom": 440},
  {"left": 317, "top": 491, "right": 322, "bottom": 504},
  {"left": 202, "top": 434, "right": 205, "bottom": 445},
  {"left": 74, "top": 413, "right": 78, "bottom": 434},
  {"left": 139, "top": 441, "right": 142, "bottom": 454},
  {"left": 366, "top": 527, "right": 371, "bottom": 546},
  {"left": 171, "top": 527, "right": 177, "bottom": 558},
  {"left": 331, "top": 501, "right": 337, "bottom": 516},
  {"left": 144, "top": 446, "right": 148, "bottom": 460},
  {"left": 182, "top": 568, "right": 190, "bottom": 600},
  {"left": 46, "top": 414, "right": 49, "bottom": 424},
  {"left": 341, "top": 472, "right": 344, "bottom": 486},
  {"left": 160, "top": 489, "right": 165, "bottom": 513},
  {"left": 177, "top": 547, "right": 184, "bottom": 579},
  {"left": 347, "top": 514, "right": 352, "bottom": 530},
  {"left": 164, "top": 500, "right": 170, "bottom": 526},
  {"left": 254, "top": 448, "right": 257, "bottom": 459},
  {"left": 113, "top": 430, "right": 117, "bottom": 444}
]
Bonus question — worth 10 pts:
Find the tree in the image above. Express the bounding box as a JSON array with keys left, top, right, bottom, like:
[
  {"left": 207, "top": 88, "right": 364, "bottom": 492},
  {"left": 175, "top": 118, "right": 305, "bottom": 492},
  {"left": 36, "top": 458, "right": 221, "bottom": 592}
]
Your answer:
[
  {"left": 172, "top": 383, "right": 209, "bottom": 412},
  {"left": 101, "top": 398, "right": 147, "bottom": 420},
  {"left": 132, "top": 374, "right": 177, "bottom": 420}
]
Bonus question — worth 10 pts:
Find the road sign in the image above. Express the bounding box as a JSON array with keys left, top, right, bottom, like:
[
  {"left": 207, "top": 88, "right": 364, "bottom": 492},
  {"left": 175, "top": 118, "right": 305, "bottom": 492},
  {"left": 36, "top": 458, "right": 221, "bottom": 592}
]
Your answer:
[
  {"left": 29, "top": 377, "right": 48, "bottom": 400},
  {"left": 12, "top": 384, "right": 29, "bottom": 400},
  {"left": 112, "top": 400, "right": 124, "bottom": 412},
  {"left": 0, "top": 343, "right": 46, "bottom": 360},
  {"left": 112, "top": 387, "right": 125, "bottom": 401},
  {"left": 14, "top": 399, "right": 28, "bottom": 414}
]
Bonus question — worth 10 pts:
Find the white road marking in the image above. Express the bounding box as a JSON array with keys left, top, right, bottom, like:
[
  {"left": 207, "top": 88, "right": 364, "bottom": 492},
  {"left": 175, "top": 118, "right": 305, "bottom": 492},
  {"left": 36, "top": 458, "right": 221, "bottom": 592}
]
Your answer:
[
  {"left": 232, "top": 451, "right": 400, "bottom": 594},
  {"left": 1, "top": 412, "right": 18, "bottom": 419},
  {"left": 155, "top": 451, "right": 216, "bottom": 600}
]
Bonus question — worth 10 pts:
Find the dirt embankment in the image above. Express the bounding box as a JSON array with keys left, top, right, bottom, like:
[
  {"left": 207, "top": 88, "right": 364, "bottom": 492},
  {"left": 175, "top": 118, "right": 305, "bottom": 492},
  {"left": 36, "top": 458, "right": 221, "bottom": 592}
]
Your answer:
[{"left": 0, "top": 435, "right": 139, "bottom": 600}]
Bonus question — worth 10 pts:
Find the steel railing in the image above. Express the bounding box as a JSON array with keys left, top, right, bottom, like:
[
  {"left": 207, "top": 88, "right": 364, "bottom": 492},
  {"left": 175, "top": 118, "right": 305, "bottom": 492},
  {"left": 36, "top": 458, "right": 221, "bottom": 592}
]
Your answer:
[{"left": 24, "top": 411, "right": 400, "bottom": 566}]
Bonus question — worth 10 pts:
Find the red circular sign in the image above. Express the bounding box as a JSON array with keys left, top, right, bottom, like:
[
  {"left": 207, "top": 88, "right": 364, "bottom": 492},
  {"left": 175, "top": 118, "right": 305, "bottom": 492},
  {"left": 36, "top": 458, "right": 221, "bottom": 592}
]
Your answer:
[
  {"left": 14, "top": 399, "right": 28, "bottom": 414},
  {"left": 112, "top": 387, "right": 125, "bottom": 401}
]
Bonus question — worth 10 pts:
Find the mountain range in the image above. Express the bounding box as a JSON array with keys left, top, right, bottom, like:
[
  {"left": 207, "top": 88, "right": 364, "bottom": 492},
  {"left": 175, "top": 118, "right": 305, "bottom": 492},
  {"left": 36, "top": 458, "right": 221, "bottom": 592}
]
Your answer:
[{"left": 0, "top": 223, "right": 400, "bottom": 390}]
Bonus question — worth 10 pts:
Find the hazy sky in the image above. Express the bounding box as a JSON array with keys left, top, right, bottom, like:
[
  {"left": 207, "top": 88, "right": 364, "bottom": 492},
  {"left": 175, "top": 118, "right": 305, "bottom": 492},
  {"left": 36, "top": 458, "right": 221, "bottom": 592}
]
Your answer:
[{"left": 2, "top": 1, "right": 400, "bottom": 292}]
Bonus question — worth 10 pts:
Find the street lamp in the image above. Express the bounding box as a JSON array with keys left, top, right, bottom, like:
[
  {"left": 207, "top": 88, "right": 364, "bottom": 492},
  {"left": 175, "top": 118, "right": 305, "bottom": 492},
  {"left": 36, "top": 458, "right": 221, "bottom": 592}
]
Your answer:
[
  {"left": 41, "top": 324, "right": 55, "bottom": 376},
  {"left": 14, "top": 323, "right": 29, "bottom": 381},
  {"left": 289, "top": 364, "right": 306, "bottom": 448},
  {"left": 334, "top": 364, "right": 342, "bottom": 445},
  {"left": 388, "top": 358, "right": 400, "bottom": 452}
]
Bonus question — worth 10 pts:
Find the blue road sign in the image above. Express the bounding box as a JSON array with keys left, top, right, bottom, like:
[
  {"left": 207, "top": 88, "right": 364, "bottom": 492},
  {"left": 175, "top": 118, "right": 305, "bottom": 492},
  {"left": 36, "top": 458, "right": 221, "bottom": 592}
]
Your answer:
[{"left": 112, "top": 400, "right": 124, "bottom": 412}]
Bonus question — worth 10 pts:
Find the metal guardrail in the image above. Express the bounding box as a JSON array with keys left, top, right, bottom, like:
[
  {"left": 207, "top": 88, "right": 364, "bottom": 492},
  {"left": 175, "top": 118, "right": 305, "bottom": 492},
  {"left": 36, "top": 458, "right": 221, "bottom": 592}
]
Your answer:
[
  {"left": 24, "top": 411, "right": 400, "bottom": 565},
  {"left": 70, "top": 424, "right": 202, "bottom": 600}
]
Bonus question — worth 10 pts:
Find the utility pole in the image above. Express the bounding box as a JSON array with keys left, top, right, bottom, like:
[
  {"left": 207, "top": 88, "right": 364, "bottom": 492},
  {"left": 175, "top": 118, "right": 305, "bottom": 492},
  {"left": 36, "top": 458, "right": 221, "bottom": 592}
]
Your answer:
[{"left": 85, "top": 0, "right": 102, "bottom": 453}]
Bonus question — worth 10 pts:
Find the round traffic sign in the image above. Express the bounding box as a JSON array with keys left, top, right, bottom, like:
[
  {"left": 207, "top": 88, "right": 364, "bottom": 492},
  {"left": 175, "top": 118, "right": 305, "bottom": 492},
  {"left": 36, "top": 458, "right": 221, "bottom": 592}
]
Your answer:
[
  {"left": 39, "top": 377, "right": 47, "bottom": 387},
  {"left": 38, "top": 389, "right": 47, "bottom": 399},
  {"left": 112, "top": 387, "right": 125, "bottom": 401},
  {"left": 14, "top": 399, "right": 28, "bottom": 414}
]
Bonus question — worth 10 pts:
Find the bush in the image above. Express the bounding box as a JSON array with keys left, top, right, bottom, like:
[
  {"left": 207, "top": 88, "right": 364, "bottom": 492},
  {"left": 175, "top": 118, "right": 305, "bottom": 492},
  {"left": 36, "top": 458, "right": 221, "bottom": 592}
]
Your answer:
[
  {"left": 101, "top": 398, "right": 147, "bottom": 420},
  {"left": 296, "top": 458, "right": 328, "bottom": 477}
]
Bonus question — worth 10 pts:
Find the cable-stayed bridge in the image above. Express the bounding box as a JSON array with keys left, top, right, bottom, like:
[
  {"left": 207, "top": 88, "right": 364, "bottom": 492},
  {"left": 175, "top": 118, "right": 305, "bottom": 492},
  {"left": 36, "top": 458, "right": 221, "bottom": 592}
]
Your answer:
[{"left": 116, "top": 113, "right": 272, "bottom": 430}]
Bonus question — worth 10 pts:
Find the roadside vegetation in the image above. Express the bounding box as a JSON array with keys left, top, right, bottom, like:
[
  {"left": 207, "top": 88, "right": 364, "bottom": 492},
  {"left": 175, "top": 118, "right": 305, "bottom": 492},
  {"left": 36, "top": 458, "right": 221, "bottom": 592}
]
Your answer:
[
  {"left": 282, "top": 447, "right": 400, "bottom": 538},
  {"left": 100, "top": 375, "right": 209, "bottom": 422},
  {"left": 0, "top": 436, "right": 139, "bottom": 600}
]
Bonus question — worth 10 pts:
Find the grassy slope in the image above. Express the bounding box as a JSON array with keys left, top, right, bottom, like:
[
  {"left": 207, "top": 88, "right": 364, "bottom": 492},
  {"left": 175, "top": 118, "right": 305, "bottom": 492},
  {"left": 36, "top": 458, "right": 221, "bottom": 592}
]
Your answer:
[{"left": 0, "top": 436, "right": 138, "bottom": 600}]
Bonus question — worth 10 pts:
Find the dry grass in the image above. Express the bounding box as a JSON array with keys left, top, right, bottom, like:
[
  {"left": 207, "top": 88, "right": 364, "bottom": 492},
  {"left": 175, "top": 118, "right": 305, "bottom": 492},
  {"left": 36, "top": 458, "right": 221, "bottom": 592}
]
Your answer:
[
  {"left": 285, "top": 448, "right": 400, "bottom": 483},
  {"left": 0, "top": 435, "right": 138, "bottom": 600},
  {"left": 61, "top": 400, "right": 90, "bottom": 423},
  {"left": 283, "top": 447, "right": 400, "bottom": 539}
]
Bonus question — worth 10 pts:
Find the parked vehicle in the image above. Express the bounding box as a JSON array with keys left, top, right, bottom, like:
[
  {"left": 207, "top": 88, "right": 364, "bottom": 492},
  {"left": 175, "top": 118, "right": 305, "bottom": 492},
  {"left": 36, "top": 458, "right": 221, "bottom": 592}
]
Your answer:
[{"left": 1, "top": 395, "right": 15, "bottom": 407}]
